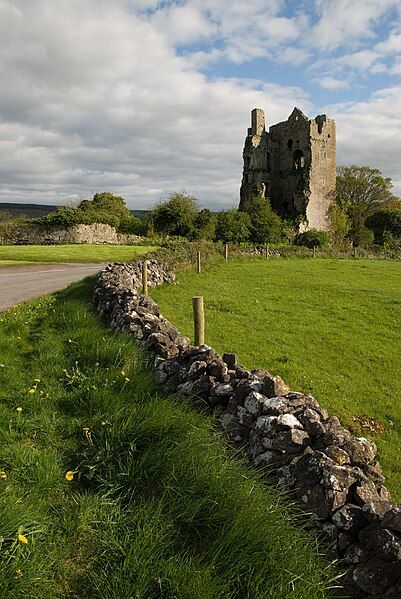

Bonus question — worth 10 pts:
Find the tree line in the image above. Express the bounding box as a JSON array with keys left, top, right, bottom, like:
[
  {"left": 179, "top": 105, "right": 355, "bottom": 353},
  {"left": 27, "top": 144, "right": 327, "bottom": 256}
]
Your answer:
[{"left": 1, "top": 164, "right": 400, "bottom": 249}]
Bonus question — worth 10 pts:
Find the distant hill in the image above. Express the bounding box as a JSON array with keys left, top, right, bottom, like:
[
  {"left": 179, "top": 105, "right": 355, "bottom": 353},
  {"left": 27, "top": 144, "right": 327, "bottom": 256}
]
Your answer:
[
  {"left": 0, "top": 203, "right": 58, "bottom": 218},
  {"left": 0, "top": 203, "right": 149, "bottom": 221}
]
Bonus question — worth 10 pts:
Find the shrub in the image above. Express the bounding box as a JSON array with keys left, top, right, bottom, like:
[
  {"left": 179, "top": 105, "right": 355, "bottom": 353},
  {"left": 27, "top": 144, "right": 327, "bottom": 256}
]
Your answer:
[
  {"left": 295, "top": 229, "right": 329, "bottom": 248},
  {"left": 214, "top": 209, "right": 250, "bottom": 243},
  {"left": 150, "top": 192, "right": 198, "bottom": 237},
  {"left": 243, "top": 196, "right": 283, "bottom": 244},
  {"left": 365, "top": 209, "right": 401, "bottom": 245}
]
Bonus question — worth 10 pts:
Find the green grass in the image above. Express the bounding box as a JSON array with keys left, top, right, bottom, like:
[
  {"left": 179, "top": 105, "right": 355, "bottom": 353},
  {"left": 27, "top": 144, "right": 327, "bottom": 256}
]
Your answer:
[
  {"left": 0, "top": 278, "right": 339, "bottom": 598},
  {"left": 152, "top": 256, "right": 401, "bottom": 501},
  {"left": 0, "top": 244, "right": 157, "bottom": 265}
]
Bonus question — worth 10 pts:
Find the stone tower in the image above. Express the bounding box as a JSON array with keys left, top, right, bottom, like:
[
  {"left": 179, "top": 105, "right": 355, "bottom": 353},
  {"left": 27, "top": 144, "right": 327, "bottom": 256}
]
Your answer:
[{"left": 239, "top": 107, "right": 336, "bottom": 231}]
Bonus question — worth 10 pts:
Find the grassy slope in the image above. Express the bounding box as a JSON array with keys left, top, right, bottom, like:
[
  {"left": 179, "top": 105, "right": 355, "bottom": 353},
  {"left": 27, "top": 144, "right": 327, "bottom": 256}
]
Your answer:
[
  {"left": 0, "top": 278, "right": 337, "bottom": 598},
  {"left": 152, "top": 257, "right": 401, "bottom": 501},
  {"left": 0, "top": 244, "right": 156, "bottom": 265}
]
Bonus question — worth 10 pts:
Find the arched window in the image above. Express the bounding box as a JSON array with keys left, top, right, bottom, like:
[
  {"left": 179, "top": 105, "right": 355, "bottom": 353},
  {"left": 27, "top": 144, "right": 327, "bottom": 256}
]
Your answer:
[
  {"left": 287, "top": 139, "right": 293, "bottom": 149},
  {"left": 293, "top": 149, "right": 304, "bottom": 170}
]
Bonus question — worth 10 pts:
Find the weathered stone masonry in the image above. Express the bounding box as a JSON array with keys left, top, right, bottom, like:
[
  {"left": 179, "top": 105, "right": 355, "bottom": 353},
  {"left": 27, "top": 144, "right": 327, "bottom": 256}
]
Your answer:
[
  {"left": 239, "top": 108, "right": 336, "bottom": 231},
  {"left": 93, "top": 260, "right": 401, "bottom": 598}
]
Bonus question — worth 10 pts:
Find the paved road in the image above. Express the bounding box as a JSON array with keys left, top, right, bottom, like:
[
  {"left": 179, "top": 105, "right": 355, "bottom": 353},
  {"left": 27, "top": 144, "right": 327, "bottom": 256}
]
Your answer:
[{"left": 0, "top": 263, "right": 106, "bottom": 311}]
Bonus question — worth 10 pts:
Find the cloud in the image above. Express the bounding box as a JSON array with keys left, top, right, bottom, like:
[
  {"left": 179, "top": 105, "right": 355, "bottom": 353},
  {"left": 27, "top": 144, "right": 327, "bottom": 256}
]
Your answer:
[
  {"left": 0, "top": 0, "right": 312, "bottom": 208},
  {"left": 1, "top": 0, "right": 401, "bottom": 212},
  {"left": 327, "top": 85, "right": 401, "bottom": 195},
  {"left": 317, "top": 76, "right": 349, "bottom": 90},
  {"left": 310, "top": 0, "right": 399, "bottom": 51}
]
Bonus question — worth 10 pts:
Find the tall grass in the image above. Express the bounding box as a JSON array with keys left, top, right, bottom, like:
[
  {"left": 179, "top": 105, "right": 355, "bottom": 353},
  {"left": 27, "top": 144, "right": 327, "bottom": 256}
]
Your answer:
[{"left": 0, "top": 277, "right": 340, "bottom": 598}]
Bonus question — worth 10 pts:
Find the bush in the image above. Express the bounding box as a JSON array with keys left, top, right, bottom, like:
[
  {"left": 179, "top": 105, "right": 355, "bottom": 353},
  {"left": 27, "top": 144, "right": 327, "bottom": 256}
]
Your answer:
[
  {"left": 150, "top": 192, "right": 198, "bottom": 237},
  {"left": 243, "top": 196, "right": 283, "bottom": 244},
  {"left": 214, "top": 209, "right": 250, "bottom": 243},
  {"left": 295, "top": 229, "right": 329, "bottom": 248},
  {"left": 365, "top": 209, "right": 401, "bottom": 245}
]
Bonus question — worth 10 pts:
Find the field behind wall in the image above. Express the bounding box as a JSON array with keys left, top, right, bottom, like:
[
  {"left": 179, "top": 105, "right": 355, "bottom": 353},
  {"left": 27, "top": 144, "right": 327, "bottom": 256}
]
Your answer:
[
  {"left": 0, "top": 243, "right": 157, "bottom": 266},
  {"left": 151, "top": 256, "right": 401, "bottom": 501}
]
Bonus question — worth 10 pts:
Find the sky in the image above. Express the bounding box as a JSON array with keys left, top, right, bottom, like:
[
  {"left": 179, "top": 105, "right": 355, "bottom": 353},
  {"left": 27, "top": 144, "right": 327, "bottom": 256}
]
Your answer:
[{"left": 1, "top": 0, "right": 401, "bottom": 210}]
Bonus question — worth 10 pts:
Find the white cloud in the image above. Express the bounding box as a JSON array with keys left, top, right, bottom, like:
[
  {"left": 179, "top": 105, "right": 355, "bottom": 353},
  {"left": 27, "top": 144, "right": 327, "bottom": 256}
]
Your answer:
[
  {"left": 0, "top": 0, "right": 312, "bottom": 208},
  {"left": 327, "top": 85, "right": 401, "bottom": 195},
  {"left": 310, "top": 0, "right": 399, "bottom": 50},
  {"left": 317, "top": 76, "right": 349, "bottom": 90}
]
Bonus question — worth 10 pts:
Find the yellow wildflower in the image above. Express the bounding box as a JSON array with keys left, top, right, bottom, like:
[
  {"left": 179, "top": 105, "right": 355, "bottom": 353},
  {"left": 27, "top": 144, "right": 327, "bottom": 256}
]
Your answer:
[
  {"left": 120, "top": 370, "right": 126, "bottom": 377},
  {"left": 16, "top": 407, "right": 23, "bottom": 413},
  {"left": 0, "top": 471, "right": 7, "bottom": 479},
  {"left": 17, "top": 534, "right": 28, "bottom": 545},
  {"left": 28, "top": 388, "right": 36, "bottom": 394},
  {"left": 125, "top": 377, "right": 130, "bottom": 382},
  {"left": 65, "top": 471, "right": 74, "bottom": 481}
]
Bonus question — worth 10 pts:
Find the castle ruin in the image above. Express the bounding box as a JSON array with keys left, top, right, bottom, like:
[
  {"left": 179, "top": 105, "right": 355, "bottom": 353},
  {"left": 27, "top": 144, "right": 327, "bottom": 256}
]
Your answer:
[{"left": 239, "top": 108, "right": 336, "bottom": 231}]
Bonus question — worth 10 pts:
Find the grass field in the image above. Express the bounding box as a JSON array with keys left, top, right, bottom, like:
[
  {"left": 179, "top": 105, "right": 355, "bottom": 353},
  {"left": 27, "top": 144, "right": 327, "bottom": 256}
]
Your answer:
[
  {"left": 152, "top": 257, "right": 401, "bottom": 501},
  {"left": 0, "top": 277, "right": 338, "bottom": 598},
  {"left": 0, "top": 244, "right": 157, "bottom": 266}
]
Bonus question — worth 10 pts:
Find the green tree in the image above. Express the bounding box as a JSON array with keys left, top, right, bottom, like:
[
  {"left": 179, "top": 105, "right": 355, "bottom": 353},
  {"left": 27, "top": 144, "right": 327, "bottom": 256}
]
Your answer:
[
  {"left": 243, "top": 196, "right": 282, "bottom": 244},
  {"left": 328, "top": 204, "right": 351, "bottom": 248},
  {"left": 336, "top": 165, "right": 394, "bottom": 245},
  {"left": 365, "top": 209, "right": 401, "bottom": 245},
  {"left": 214, "top": 209, "right": 250, "bottom": 243},
  {"left": 192, "top": 208, "right": 216, "bottom": 240},
  {"left": 150, "top": 191, "right": 198, "bottom": 237}
]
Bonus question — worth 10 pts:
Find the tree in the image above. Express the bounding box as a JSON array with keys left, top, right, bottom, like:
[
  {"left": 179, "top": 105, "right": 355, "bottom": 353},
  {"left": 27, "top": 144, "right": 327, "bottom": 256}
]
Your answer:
[
  {"left": 336, "top": 165, "right": 394, "bottom": 245},
  {"left": 150, "top": 191, "right": 198, "bottom": 237},
  {"left": 214, "top": 209, "right": 250, "bottom": 243},
  {"left": 192, "top": 208, "right": 216, "bottom": 240},
  {"left": 243, "top": 196, "right": 282, "bottom": 244},
  {"left": 328, "top": 204, "right": 350, "bottom": 248},
  {"left": 365, "top": 209, "right": 401, "bottom": 245}
]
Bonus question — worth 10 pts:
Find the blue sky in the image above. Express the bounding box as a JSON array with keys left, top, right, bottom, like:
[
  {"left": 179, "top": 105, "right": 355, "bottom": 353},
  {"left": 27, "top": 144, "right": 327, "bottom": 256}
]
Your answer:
[{"left": 0, "top": 0, "right": 400, "bottom": 209}]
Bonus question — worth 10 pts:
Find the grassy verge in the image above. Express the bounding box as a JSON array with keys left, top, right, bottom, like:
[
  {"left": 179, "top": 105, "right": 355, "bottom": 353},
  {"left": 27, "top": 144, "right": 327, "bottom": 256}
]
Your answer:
[
  {"left": 151, "top": 256, "right": 401, "bottom": 501},
  {"left": 0, "top": 244, "right": 157, "bottom": 265},
  {"left": 0, "top": 278, "right": 339, "bottom": 598}
]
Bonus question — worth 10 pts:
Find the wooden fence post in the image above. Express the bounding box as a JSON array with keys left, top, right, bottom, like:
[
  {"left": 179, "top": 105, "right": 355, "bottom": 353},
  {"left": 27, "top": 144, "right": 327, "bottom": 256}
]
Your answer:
[
  {"left": 142, "top": 260, "right": 148, "bottom": 295},
  {"left": 224, "top": 243, "right": 228, "bottom": 261},
  {"left": 197, "top": 251, "right": 201, "bottom": 274},
  {"left": 354, "top": 246, "right": 357, "bottom": 259},
  {"left": 192, "top": 296, "right": 205, "bottom": 347},
  {"left": 265, "top": 245, "right": 269, "bottom": 258},
  {"left": 313, "top": 246, "right": 316, "bottom": 259}
]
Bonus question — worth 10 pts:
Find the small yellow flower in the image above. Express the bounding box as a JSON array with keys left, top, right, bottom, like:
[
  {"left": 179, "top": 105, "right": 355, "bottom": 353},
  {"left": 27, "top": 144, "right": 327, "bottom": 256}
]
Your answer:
[
  {"left": 17, "top": 534, "right": 28, "bottom": 545},
  {"left": 65, "top": 471, "right": 74, "bottom": 481},
  {"left": 124, "top": 377, "right": 130, "bottom": 382},
  {"left": 120, "top": 370, "right": 126, "bottom": 377},
  {"left": 0, "top": 471, "right": 7, "bottom": 479},
  {"left": 34, "top": 378, "right": 40, "bottom": 383},
  {"left": 28, "top": 388, "right": 36, "bottom": 394},
  {"left": 15, "top": 569, "right": 22, "bottom": 578},
  {"left": 16, "top": 407, "right": 23, "bottom": 413}
]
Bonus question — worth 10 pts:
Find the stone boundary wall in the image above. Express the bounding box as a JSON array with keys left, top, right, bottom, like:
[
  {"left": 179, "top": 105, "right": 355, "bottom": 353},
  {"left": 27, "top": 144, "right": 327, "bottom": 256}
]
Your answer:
[
  {"left": 5, "top": 223, "right": 141, "bottom": 245},
  {"left": 93, "top": 259, "right": 401, "bottom": 598}
]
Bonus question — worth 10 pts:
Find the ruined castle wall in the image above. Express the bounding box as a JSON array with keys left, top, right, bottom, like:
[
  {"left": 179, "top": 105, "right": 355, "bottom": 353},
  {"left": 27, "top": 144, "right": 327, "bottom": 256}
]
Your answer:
[
  {"left": 268, "top": 113, "right": 311, "bottom": 216},
  {"left": 307, "top": 117, "right": 336, "bottom": 231},
  {"left": 239, "top": 108, "right": 336, "bottom": 231}
]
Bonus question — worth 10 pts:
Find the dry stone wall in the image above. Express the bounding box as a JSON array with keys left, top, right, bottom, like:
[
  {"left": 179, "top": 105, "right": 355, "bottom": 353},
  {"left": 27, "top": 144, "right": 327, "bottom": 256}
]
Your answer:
[
  {"left": 93, "top": 259, "right": 401, "bottom": 598},
  {"left": 5, "top": 223, "right": 141, "bottom": 245}
]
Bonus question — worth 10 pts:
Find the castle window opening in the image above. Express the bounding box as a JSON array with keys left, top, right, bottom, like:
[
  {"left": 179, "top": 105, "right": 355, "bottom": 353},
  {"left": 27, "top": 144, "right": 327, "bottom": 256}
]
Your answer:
[
  {"left": 293, "top": 149, "right": 304, "bottom": 170},
  {"left": 287, "top": 139, "right": 293, "bottom": 149}
]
